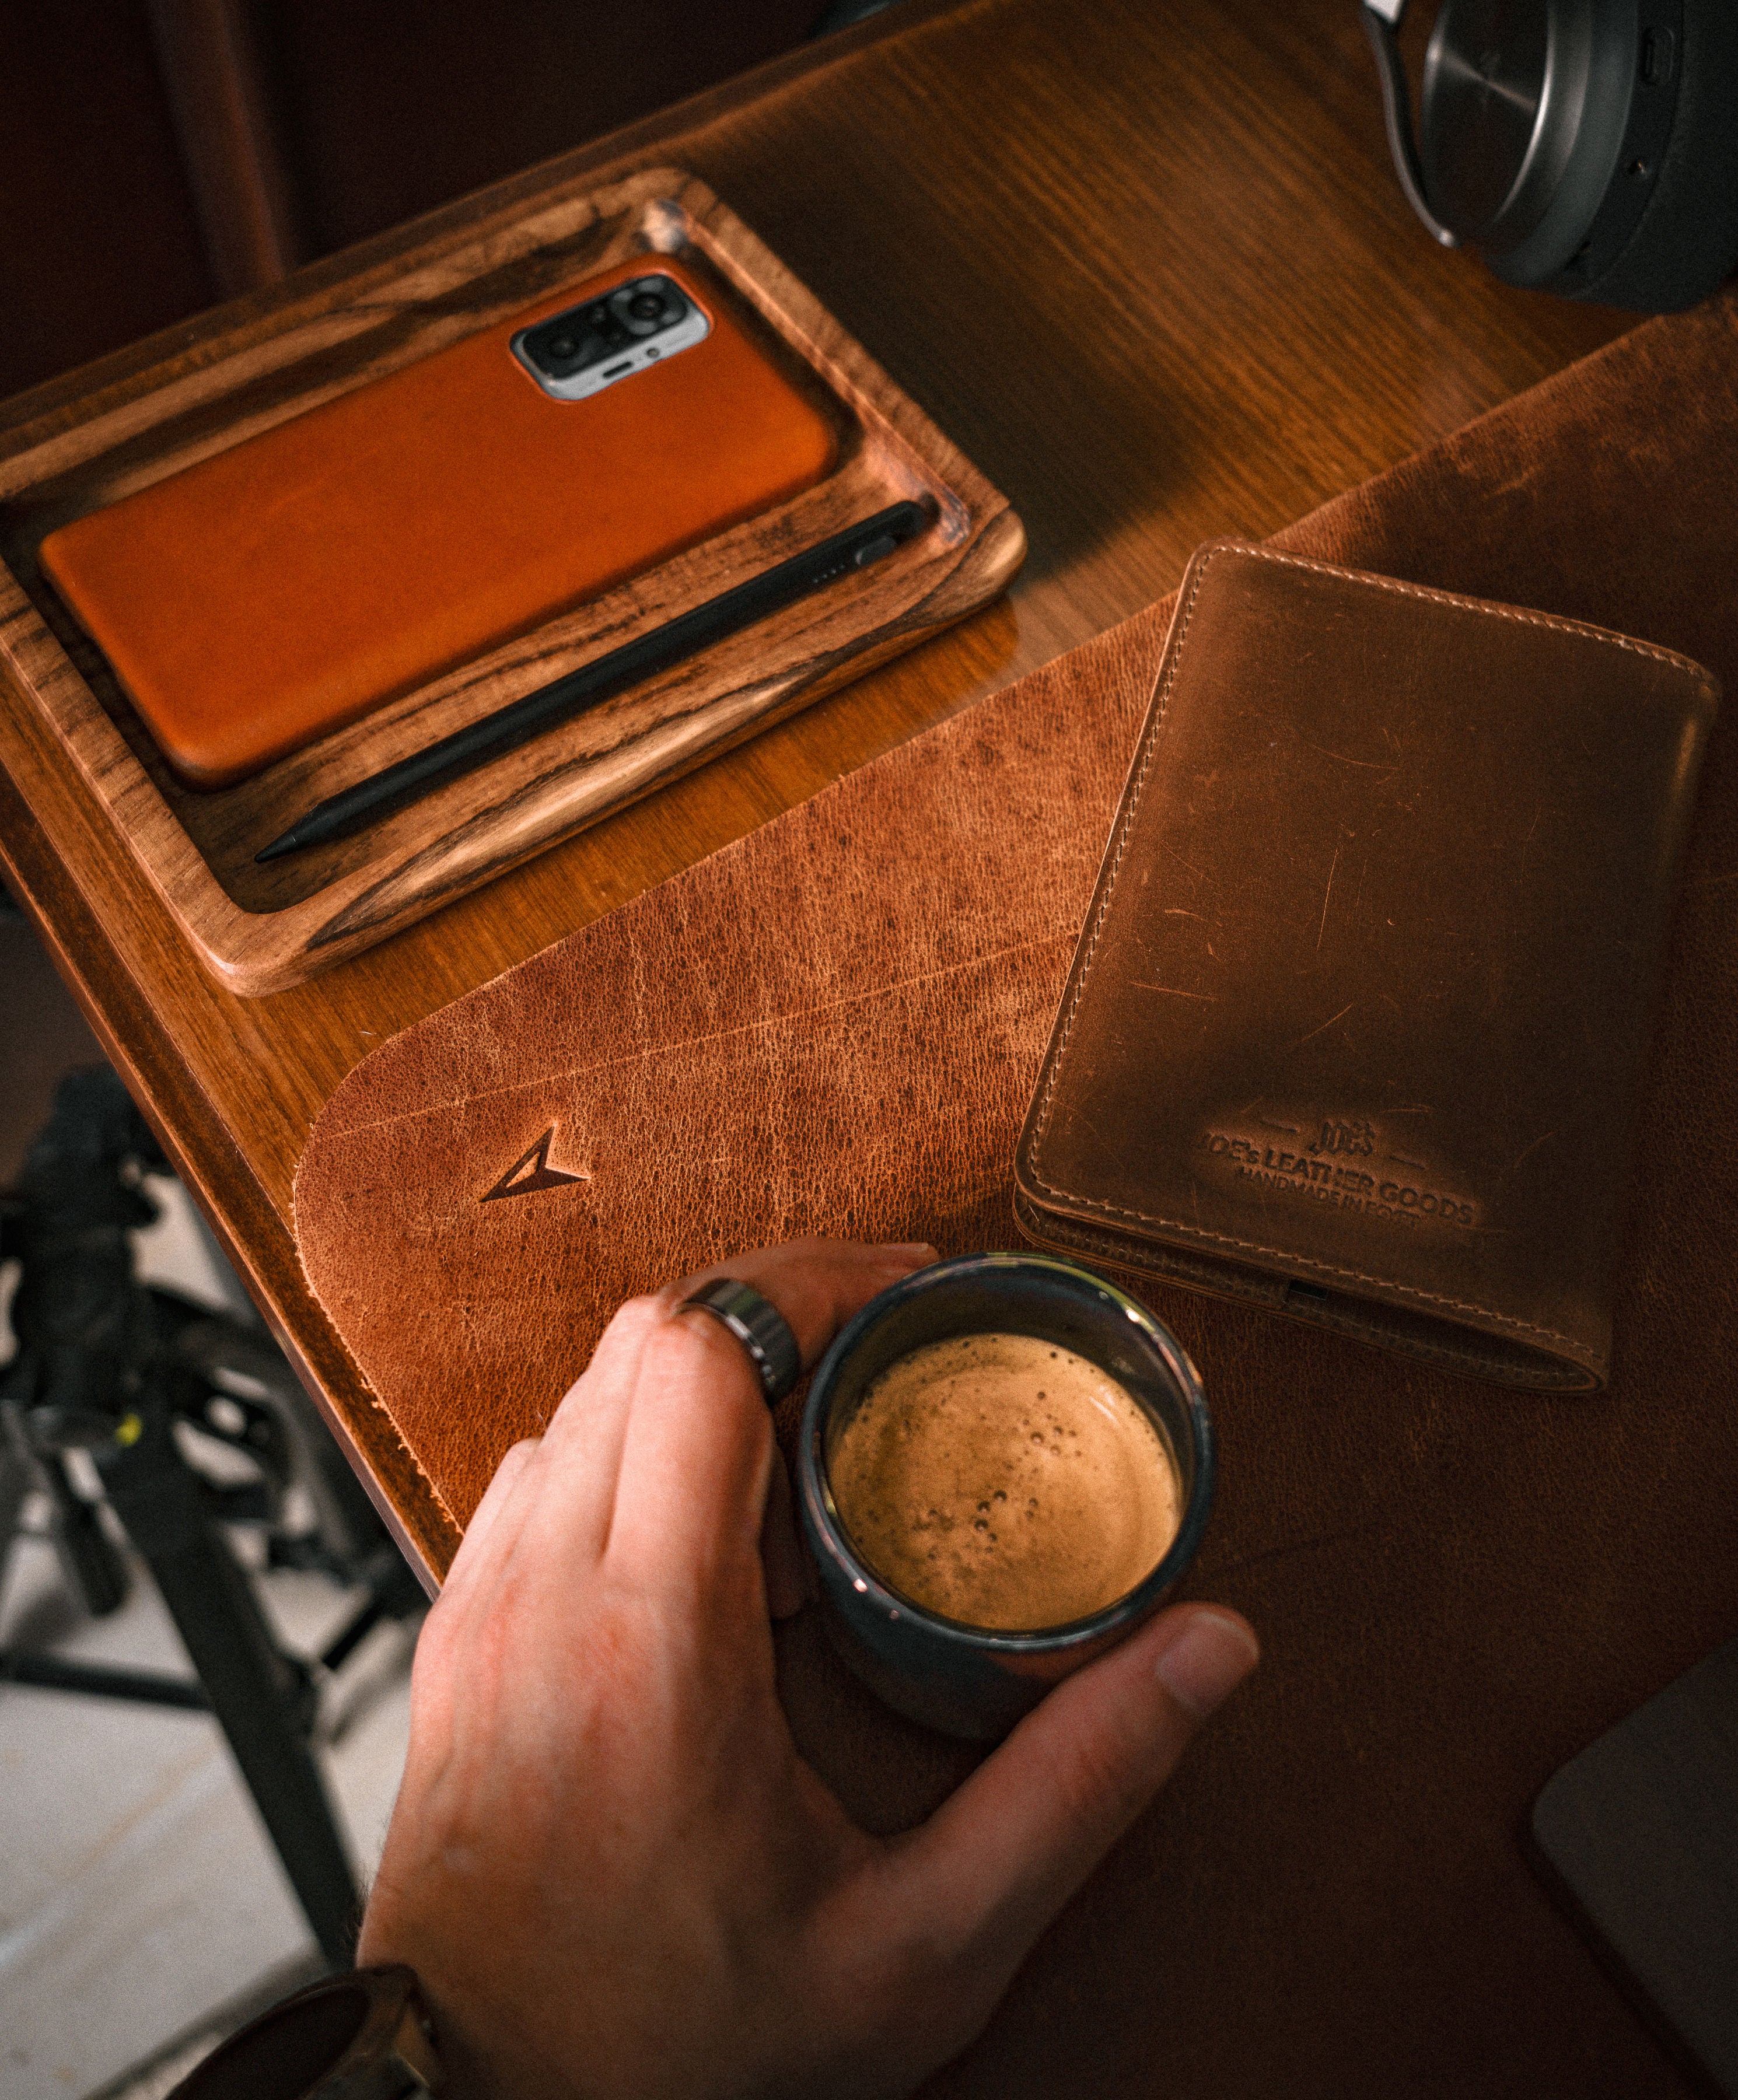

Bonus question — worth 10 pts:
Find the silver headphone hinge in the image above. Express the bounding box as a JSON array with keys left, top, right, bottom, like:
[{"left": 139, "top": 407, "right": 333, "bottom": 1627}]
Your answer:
[{"left": 1361, "top": 3, "right": 1462, "bottom": 249}]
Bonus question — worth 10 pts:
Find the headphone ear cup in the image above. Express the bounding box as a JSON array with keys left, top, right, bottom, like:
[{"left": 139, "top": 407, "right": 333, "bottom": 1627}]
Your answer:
[{"left": 1579, "top": 0, "right": 1738, "bottom": 312}]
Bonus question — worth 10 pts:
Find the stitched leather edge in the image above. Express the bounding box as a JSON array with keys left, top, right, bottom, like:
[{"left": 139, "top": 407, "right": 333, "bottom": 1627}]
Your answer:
[
  {"left": 1017, "top": 538, "right": 1692, "bottom": 1363},
  {"left": 1010, "top": 1192, "right": 1602, "bottom": 1390},
  {"left": 1021, "top": 1176, "right": 1596, "bottom": 1358}
]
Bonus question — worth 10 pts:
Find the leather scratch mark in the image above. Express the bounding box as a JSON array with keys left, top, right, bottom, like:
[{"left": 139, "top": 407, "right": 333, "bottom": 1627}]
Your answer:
[
  {"left": 1509, "top": 1128, "right": 1561, "bottom": 1175},
  {"left": 1161, "top": 843, "right": 1212, "bottom": 884},
  {"left": 1298, "top": 1000, "right": 1355, "bottom": 1045},
  {"left": 1302, "top": 742, "right": 1397, "bottom": 772},
  {"left": 1316, "top": 844, "right": 1341, "bottom": 949},
  {"left": 1129, "top": 983, "right": 1217, "bottom": 1000},
  {"left": 326, "top": 930, "right": 1076, "bottom": 1139},
  {"left": 1518, "top": 800, "right": 1543, "bottom": 888}
]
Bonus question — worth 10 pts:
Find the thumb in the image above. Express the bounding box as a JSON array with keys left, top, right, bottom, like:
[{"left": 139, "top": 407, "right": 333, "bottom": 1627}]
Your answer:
[{"left": 889, "top": 1605, "right": 1257, "bottom": 1992}]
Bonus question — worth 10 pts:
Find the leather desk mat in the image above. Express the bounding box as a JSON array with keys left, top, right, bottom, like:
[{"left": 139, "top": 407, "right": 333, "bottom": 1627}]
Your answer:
[{"left": 297, "top": 290, "right": 1738, "bottom": 2097}]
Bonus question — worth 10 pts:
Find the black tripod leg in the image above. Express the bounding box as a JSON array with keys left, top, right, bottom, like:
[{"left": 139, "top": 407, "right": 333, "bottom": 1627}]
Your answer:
[
  {"left": 0, "top": 1401, "right": 130, "bottom": 1615},
  {"left": 98, "top": 1413, "right": 358, "bottom": 1966},
  {"left": 40, "top": 1447, "right": 131, "bottom": 1615},
  {"left": 0, "top": 1407, "right": 31, "bottom": 1600}
]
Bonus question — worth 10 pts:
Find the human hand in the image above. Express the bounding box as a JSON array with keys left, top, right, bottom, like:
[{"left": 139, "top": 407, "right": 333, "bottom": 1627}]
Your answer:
[{"left": 357, "top": 1237, "right": 1257, "bottom": 2099}]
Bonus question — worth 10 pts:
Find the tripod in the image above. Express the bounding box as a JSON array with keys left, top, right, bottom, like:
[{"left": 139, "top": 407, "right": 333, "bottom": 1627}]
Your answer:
[{"left": 0, "top": 1068, "right": 424, "bottom": 1965}]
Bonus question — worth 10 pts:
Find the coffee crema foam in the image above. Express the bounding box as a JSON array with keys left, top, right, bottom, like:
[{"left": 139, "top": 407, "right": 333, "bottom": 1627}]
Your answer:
[{"left": 826, "top": 1332, "right": 1181, "bottom": 1631}]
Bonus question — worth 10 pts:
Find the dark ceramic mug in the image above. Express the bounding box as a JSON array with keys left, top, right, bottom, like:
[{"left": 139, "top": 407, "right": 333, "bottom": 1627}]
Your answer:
[{"left": 797, "top": 1251, "right": 1214, "bottom": 1740}]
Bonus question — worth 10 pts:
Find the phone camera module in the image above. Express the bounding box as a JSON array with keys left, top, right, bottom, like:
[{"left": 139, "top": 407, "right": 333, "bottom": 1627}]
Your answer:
[
  {"left": 526, "top": 316, "right": 595, "bottom": 377},
  {"left": 519, "top": 274, "right": 698, "bottom": 393},
  {"left": 611, "top": 277, "right": 687, "bottom": 337},
  {"left": 567, "top": 299, "right": 631, "bottom": 352}
]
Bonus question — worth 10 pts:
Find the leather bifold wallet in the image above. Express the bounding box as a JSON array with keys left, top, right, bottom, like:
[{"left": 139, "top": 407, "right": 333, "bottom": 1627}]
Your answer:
[{"left": 1014, "top": 541, "right": 1719, "bottom": 1389}]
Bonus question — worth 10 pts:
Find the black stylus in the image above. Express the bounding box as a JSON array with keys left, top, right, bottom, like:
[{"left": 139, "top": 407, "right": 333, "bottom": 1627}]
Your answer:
[{"left": 256, "top": 499, "right": 932, "bottom": 863}]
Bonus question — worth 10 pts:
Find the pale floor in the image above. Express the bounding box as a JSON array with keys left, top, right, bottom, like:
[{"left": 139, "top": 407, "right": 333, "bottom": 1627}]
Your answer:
[{"left": 0, "top": 1178, "right": 419, "bottom": 2100}]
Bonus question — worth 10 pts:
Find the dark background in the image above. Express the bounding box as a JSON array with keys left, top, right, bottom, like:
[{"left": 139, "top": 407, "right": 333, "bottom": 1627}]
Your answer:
[{"left": 0, "top": 0, "right": 868, "bottom": 405}]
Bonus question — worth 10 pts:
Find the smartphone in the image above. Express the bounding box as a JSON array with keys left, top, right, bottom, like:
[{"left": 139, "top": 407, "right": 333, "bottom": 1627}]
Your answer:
[{"left": 37, "top": 256, "right": 840, "bottom": 788}]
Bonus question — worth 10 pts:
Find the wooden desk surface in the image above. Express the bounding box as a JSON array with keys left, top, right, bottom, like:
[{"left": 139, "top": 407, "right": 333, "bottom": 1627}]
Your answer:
[{"left": 0, "top": 0, "right": 1628, "bottom": 1578}]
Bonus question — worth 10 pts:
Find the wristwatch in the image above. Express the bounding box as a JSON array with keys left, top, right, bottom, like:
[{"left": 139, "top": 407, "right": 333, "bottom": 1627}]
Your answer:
[{"left": 166, "top": 1966, "right": 441, "bottom": 2099}]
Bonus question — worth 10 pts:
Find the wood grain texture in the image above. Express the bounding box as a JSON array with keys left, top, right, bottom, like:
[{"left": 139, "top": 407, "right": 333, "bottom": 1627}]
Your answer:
[
  {"left": 0, "top": 168, "right": 1019, "bottom": 993},
  {"left": 0, "top": 0, "right": 1633, "bottom": 1581}
]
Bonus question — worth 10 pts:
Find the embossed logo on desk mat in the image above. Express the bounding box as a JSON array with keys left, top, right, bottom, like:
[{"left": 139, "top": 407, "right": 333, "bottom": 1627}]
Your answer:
[{"left": 480, "top": 1126, "right": 588, "bottom": 1203}]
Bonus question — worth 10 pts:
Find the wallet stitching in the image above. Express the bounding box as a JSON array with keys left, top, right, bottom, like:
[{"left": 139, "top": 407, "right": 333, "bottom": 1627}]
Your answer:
[
  {"left": 1015, "top": 1195, "right": 1597, "bottom": 1385},
  {"left": 1024, "top": 1180, "right": 1593, "bottom": 1357},
  {"left": 1023, "top": 540, "right": 1631, "bottom": 1360},
  {"left": 1232, "top": 543, "right": 1716, "bottom": 682}
]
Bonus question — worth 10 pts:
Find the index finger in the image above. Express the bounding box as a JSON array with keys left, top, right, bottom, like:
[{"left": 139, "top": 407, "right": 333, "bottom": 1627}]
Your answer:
[
  {"left": 606, "top": 1238, "right": 935, "bottom": 1583},
  {"left": 661, "top": 1237, "right": 939, "bottom": 1370}
]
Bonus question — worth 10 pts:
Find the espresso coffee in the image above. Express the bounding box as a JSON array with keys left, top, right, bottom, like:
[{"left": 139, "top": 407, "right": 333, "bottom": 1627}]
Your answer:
[{"left": 826, "top": 1331, "right": 1181, "bottom": 1631}]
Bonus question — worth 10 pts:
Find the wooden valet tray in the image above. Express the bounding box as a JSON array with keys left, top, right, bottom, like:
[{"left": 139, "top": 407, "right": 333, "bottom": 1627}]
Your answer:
[{"left": 0, "top": 167, "right": 1023, "bottom": 995}]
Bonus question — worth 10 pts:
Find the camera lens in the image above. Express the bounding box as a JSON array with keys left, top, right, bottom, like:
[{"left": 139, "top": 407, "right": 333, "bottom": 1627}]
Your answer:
[
  {"left": 548, "top": 335, "right": 576, "bottom": 359},
  {"left": 612, "top": 279, "right": 684, "bottom": 337}
]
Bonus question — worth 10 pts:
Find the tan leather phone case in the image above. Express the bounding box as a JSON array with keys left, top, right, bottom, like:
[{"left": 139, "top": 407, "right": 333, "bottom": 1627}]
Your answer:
[
  {"left": 37, "top": 255, "right": 838, "bottom": 788},
  {"left": 1015, "top": 541, "right": 1719, "bottom": 1390}
]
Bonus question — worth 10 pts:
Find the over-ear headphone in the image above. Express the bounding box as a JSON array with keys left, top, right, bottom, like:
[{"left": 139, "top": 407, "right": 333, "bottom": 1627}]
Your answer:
[{"left": 1362, "top": 0, "right": 1738, "bottom": 312}]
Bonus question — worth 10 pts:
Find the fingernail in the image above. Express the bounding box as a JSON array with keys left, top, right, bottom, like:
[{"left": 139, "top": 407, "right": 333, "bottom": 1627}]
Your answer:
[
  {"left": 1153, "top": 1608, "right": 1259, "bottom": 1719},
  {"left": 879, "top": 1241, "right": 938, "bottom": 1259}
]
